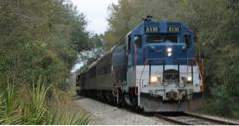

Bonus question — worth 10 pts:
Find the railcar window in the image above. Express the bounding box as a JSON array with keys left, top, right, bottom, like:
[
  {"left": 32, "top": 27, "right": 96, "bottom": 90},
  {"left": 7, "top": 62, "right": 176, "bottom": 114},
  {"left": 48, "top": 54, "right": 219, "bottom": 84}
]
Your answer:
[
  {"left": 147, "top": 34, "right": 177, "bottom": 43},
  {"left": 77, "top": 75, "right": 80, "bottom": 82},
  {"left": 127, "top": 35, "right": 131, "bottom": 52}
]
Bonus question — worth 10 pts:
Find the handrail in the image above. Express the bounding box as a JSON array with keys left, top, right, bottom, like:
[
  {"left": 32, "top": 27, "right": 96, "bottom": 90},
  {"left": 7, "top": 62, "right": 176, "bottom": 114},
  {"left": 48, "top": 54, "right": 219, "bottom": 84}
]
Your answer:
[{"left": 145, "top": 57, "right": 196, "bottom": 65}]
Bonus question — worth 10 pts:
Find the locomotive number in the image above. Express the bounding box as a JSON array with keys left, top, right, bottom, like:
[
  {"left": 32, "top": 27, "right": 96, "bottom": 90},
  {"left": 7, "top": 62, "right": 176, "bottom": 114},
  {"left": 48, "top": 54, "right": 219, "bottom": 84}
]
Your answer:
[
  {"left": 168, "top": 26, "right": 180, "bottom": 32},
  {"left": 145, "top": 26, "right": 159, "bottom": 33}
]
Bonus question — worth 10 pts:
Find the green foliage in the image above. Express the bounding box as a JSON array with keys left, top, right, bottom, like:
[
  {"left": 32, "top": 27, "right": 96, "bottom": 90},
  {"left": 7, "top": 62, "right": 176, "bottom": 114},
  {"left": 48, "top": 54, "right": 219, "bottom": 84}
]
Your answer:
[
  {"left": 0, "top": 0, "right": 91, "bottom": 86},
  {"left": 0, "top": 77, "right": 90, "bottom": 125},
  {"left": 0, "top": 0, "right": 91, "bottom": 124},
  {"left": 22, "top": 78, "right": 49, "bottom": 124},
  {"left": 0, "top": 83, "right": 21, "bottom": 124},
  {"left": 106, "top": 0, "right": 239, "bottom": 117},
  {"left": 211, "top": 85, "right": 236, "bottom": 116}
]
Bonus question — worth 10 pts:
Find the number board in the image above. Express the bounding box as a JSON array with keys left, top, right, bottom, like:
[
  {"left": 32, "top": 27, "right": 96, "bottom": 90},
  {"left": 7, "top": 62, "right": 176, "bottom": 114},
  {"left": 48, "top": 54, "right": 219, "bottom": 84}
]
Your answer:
[
  {"left": 168, "top": 25, "right": 180, "bottom": 32},
  {"left": 145, "top": 25, "right": 159, "bottom": 33}
]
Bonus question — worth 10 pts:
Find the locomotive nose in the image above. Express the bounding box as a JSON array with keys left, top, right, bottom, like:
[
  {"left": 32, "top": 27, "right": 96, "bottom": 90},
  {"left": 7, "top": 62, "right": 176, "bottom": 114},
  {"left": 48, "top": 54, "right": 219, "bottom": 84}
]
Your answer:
[
  {"left": 166, "top": 91, "right": 178, "bottom": 101},
  {"left": 165, "top": 90, "right": 186, "bottom": 101}
]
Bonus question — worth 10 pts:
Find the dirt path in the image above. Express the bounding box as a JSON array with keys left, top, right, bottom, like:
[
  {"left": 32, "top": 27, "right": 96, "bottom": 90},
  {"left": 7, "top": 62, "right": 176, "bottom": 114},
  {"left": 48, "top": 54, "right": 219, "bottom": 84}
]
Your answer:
[{"left": 74, "top": 96, "right": 173, "bottom": 125}]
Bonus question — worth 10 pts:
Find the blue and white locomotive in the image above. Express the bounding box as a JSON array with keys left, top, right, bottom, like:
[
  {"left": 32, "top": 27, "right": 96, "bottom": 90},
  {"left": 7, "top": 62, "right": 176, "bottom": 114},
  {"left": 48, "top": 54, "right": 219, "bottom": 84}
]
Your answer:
[{"left": 76, "top": 16, "right": 204, "bottom": 112}]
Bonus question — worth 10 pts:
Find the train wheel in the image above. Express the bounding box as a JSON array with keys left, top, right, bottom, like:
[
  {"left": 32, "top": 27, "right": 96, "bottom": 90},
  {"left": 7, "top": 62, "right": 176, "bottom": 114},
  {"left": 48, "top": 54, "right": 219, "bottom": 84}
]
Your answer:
[
  {"left": 117, "top": 96, "right": 125, "bottom": 107},
  {"left": 113, "top": 88, "right": 124, "bottom": 106},
  {"left": 136, "top": 106, "right": 144, "bottom": 113}
]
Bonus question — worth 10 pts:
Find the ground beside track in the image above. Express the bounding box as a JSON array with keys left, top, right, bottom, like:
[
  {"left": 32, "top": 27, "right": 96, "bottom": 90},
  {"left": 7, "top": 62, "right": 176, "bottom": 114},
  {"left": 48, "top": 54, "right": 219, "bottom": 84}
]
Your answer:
[{"left": 74, "top": 96, "right": 174, "bottom": 125}]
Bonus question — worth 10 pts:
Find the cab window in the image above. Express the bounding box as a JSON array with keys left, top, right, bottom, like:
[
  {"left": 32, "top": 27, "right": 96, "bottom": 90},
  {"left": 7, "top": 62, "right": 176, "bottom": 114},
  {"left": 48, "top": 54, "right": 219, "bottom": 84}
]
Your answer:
[
  {"left": 147, "top": 34, "right": 177, "bottom": 43},
  {"left": 184, "top": 34, "right": 191, "bottom": 47},
  {"left": 134, "top": 35, "right": 142, "bottom": 48}
]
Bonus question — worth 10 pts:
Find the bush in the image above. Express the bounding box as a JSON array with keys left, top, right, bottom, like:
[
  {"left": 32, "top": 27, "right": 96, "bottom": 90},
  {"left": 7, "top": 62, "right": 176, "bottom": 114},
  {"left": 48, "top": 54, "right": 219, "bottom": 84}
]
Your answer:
[
  {"left": 0, "top": 77, "right": 90, "bottom": 125},
  {"left": 202, "top": 84, "right": 239, "bottom": 118}
]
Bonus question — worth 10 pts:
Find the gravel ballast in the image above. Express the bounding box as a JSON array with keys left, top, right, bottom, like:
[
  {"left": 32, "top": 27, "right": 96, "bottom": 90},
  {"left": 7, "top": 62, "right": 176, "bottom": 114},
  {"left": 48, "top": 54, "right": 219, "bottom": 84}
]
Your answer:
[{"left": 74, "top": 96, "right": 173, "bottom": 125}]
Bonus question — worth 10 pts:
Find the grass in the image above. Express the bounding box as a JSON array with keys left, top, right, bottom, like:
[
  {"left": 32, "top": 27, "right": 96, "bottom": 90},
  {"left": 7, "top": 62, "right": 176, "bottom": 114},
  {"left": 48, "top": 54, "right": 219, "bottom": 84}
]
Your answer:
[{"left": 0, "top": 77, "right": 90, "bottom": 125}]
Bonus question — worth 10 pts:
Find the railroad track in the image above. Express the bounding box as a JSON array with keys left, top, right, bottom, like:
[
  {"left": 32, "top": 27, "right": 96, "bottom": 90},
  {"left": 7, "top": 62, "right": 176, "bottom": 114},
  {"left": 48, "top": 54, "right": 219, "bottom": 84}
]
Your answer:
[{"left": 155, "top": 112, "right": 239, "bottom": 125}]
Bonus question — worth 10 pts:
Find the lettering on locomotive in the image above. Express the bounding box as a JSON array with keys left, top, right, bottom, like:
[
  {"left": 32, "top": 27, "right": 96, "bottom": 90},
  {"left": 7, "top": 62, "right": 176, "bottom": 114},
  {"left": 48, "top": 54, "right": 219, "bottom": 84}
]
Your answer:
[
  {"left": 168, "top": 25, "right": 180, "bottom": 32},
  {"left": 145, "top": 26, "right": 159, "bottom": 33}
]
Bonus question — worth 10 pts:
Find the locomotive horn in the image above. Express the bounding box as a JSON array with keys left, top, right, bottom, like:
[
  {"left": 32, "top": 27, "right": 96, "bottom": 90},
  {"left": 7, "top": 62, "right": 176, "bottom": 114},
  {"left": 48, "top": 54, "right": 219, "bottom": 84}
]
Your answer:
[{"left": 143, "top": 15, "right": 153, "bottom": 21}]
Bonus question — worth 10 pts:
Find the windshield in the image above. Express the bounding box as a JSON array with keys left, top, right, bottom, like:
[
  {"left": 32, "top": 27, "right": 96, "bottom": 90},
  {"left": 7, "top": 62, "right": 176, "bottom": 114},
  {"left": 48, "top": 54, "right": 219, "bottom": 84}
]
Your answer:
[{"left": 147, "top": 34, "right": 178, "bottom": 43}]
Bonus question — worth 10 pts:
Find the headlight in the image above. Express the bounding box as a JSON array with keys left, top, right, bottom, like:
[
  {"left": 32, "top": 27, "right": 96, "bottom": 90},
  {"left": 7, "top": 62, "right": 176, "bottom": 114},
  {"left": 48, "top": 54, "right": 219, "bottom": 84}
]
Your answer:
[
  {"left": 166, "top": 47, "right": 172, "bottom": 57},
  {"left": 181, "top": 76, "right": 192, "bottom": 83},
  {"left": 150, "top": 76, "right": 159, "bottom": 84},
  {"left": 187, "top": 76, "right": 192, "bottom": 82},
  {"left": 167, "top": 52, "right": 172, "bottom": 57},
  {"left": 167, "top": 47, "right": 172, "bottom": 53}
]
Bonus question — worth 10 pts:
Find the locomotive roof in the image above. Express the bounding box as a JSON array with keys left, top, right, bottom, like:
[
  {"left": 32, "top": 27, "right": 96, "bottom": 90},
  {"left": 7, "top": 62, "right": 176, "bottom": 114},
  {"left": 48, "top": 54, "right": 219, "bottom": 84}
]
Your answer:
[{"left": 128, "top": 18, "right": 193, "bottom": 35}]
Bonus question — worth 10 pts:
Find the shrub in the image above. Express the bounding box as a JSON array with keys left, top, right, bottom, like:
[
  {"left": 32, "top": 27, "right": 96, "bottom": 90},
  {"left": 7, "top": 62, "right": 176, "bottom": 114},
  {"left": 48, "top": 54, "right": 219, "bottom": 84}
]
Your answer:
[
  {"left": 0, "top": 77, "right": 90, "bottom": 125},
  {"left": 205, "top": 85, "right": 238, "bottom": 117}
]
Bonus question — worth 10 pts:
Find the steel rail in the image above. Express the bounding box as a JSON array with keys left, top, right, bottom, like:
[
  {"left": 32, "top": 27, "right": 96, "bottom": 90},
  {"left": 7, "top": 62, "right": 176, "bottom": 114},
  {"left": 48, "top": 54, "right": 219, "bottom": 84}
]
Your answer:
[
  {"left": 155, "top": 112, "right": 239, "bottom": 125},
  {"left": 155, "top": 113, "right": 189, "bottom": 125},
  {"left": 184, "top": 112, "right": 239, "bottom": 125}
]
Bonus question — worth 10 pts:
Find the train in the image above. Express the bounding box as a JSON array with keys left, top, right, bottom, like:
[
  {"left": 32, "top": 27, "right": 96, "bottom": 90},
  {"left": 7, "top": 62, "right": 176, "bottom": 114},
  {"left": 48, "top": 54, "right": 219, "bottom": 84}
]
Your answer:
[{"left": 76, "top": 16, "right": 205, "bottom": 112}]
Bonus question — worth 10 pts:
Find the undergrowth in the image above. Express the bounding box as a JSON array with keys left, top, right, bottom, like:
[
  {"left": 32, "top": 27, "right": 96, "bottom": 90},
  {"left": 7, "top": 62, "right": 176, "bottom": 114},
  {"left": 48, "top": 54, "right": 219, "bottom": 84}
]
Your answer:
[
  {"left": 199, "top": 85, "right": 239, "bottom": 119},
  {"left": 0, "top": 77, "right": 90, "bottom": 125}
]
